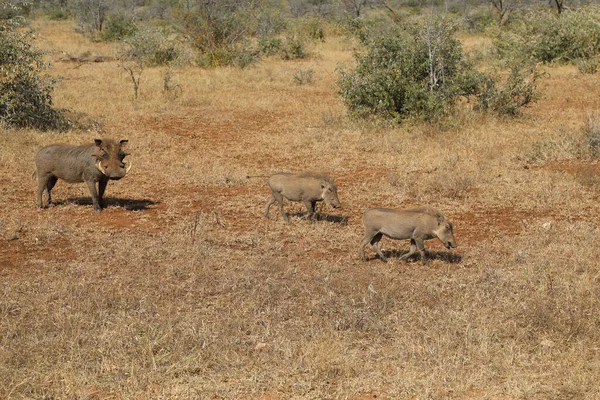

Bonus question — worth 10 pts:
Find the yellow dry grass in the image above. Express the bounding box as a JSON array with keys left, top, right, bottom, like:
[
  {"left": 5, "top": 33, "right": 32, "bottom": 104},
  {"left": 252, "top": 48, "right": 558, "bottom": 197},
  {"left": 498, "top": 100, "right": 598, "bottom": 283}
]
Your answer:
[{"left": 1, "top": 19, "right": 600, "bottom": 399}]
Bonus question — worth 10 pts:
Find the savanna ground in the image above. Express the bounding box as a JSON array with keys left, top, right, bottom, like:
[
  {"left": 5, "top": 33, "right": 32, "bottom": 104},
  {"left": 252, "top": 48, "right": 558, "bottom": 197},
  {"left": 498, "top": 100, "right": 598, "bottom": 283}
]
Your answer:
[{"left": 2, "top": 19, "right": 600, "bottom": 399}]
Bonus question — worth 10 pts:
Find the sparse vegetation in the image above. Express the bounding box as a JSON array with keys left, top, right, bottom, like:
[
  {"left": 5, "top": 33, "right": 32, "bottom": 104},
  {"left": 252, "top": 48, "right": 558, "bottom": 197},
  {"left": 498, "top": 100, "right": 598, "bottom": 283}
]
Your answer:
[
  {"left": 583, "top": 113, "right": 600, "bottom": 157},
  {"left": 117, "top": 27, "right": 182, "bottom": 99},
  {"left": 3, "top": 4, "right": 600, "bottom": 399}
]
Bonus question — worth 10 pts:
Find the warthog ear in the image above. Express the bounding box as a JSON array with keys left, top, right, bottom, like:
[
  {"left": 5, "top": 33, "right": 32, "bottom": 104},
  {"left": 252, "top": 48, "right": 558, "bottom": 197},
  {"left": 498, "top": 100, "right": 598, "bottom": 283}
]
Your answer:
[
  {"left": 94, "top": 139, "right": 103, "bottom": 147},
  {"left": 320, "top": 183, "right": 326, "bottom": 189},
  {"left": 119, "top": 139, "right": 129, "bottom": 146},
  {"left": 436, "top": 213, "right": 445, "bottom": 226}
]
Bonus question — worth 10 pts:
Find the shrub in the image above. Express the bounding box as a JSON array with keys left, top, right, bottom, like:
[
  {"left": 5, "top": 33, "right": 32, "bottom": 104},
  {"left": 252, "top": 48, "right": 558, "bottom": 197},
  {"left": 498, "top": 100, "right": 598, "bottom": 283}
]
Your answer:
[
  {"left": 279, "top": 34, "right": 308, "bottom": 60},
  {"left": 493, "top": 8, "right": 600, "bottom": 65},
  {"left": 258, "top": 36, "right": 282, "bottom": 56},
  {"left": 100, "top": 13, "right": 137, "bottom": 41},
  {"left": 301, "top": 18, "right": 325, "bottom": 41},
  {"left": 576, "top": 57, "right": 600, "bottom": 74},
  {"left": 118, "top": 28, "right": 184, "bottom": 99},
  {"left": 337, "top": 18, "right": 487, "bottom": 122},
  {"left": 0, "top": 28, "right": 69, "bottom": 130},
  {"left": 294, "top": 68, "right": 314, "bottom": 85},
  {"left": 476, "top": 65, "right": 543, "bottom": 117},
  {"left": 178, "top": 1, "right": 260, "bottom": 68}
]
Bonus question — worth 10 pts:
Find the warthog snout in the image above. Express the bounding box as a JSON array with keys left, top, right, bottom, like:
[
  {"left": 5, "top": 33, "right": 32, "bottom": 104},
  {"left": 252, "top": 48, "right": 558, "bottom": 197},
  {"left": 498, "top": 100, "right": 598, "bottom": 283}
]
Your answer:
[
  {"left": 438, "top": 222, "right": 456, "bottom": 250},
  {"left": 322, "top": 183, "right": 341, "bottom": 209}
]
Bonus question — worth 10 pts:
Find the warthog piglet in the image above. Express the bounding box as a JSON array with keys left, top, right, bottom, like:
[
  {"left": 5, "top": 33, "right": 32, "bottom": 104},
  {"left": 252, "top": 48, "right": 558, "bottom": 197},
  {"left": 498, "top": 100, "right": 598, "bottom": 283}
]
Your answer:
[
  {"left": 360, "top": 206, "right": 456, "bottom": 265},
  {"left": 264, "top": 172, "right": 341, "bottom": 222}
]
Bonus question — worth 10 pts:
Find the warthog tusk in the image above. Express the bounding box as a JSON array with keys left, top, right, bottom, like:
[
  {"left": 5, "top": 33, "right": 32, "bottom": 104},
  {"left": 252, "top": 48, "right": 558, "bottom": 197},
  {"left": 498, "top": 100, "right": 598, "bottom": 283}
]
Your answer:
[
  {"left": 125, "top": 161, "right": 132, "bottom": 174},
  {"left": 96, "top": 160, "right": 107, "bottom": 175}
]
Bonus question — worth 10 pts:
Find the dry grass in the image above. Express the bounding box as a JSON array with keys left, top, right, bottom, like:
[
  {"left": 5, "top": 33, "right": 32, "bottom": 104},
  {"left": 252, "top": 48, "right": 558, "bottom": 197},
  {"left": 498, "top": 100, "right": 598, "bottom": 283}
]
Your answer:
[{"left": 1, "top": 19, "right": 600, "bottom": 399}]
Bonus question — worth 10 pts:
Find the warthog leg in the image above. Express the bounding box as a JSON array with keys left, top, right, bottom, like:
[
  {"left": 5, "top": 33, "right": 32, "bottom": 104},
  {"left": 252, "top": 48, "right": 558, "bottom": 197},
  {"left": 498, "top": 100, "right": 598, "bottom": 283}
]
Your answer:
[
  {"left": 303, "top": 200, "right": 317, "bottom": 221},
  {"left": 45, "top": 176, "right": 58, "bottom": 205},
  {"left": 360, "top": 231, "right": 386, "bottom": 262},
  {"left": 399, "top": 238, "right": 428, "bottom": 265},
  {"left": 37, "top": 173, "right": 57, "bottom": 208},
  {"left": 265, "top": 192, "right": 289, "bottom": 222},
  {"left": 36, "top": 173, "right": 49, "bottom": 208},
  {"left": 264, "top": 195, "right": 276, "bottom": 219},
  {"left": 85, "top": 180, "right": 102, "bottom": 212},
  {"left": 98, "top": 179, "right": 108, "bottom": 208},
  {"left": 370, "top": 232, "right": 387, "bottom": 261}
]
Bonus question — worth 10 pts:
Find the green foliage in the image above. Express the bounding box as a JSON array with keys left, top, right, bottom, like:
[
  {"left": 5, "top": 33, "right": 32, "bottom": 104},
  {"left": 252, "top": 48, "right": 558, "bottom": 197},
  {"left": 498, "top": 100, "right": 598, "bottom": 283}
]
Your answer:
[
  {"left": 100, "top": 13, "right": 137, "bottom": 41},
  {"left": 337, "top": 19, "right": 482, "bottom": 122},
  {"left": 337, "top": 16, "right": 542, "bottom": 122},
  {"left": 279, "top": 34, "right": 308, "bottom": 60},
  {"left": 577, "top": 57, "right": 600, "bottom": 74},
  {"left": 118, "top": 27, "right": 184, "bottom": 99},
  {"left": 195, "top": 43, "right": 259, "bottom": 69},
  {"left": 493, "top": 8, "right": 600, "bottom": 65},
  {"left": 0, "top": 0, "right": 31, "bottom": 21},
  {"left": 178, "top": 1, "right": 258, "bottom": 68},
  {"left": 476, "top": 65, "right": 543, "bottom": 117},
  {"left": 300, "top": 18, "right": 325, "bottom": 41},
  {"left": 258, "top": 36, "right": 282, "bottom": 56},
  {"left": 47, "top": 7, "right": 71, "bottom": 21},
  {"left": 0, "top": 28, "right": 69, "bottom": 130},
  {"left": 462, "top": 6, "right": 496, "bottom": 33},
  {"left": 120, "top": 27, "right": 181, "bottom": 67}
]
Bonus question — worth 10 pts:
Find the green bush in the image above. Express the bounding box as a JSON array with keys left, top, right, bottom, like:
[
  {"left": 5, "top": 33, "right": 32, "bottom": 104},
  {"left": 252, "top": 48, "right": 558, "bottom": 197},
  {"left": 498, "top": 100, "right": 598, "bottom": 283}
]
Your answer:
[
  {"left": 493, "top": 8, "right": 600, "bottom": 65},
  {"left": 576, "top": 57, "right": 600, "bottom": 74},
  {"left": 337, "top": 17, "right": 542, "bottom": 122},
  {"left": 476, "top": 65, "right": 543, "bottom": 117},
  {"left": 293, "top": 68, "right": 314, "bottom": 85},
  {"left": 120, "top": 28, "right": 181, "bottom": 67},
  {"left": 100, "top": 13, "right": 137, "bottom": 41},
  {"left": 0, "top": 28, "right": 69, "bottom": 130},
  {"left": 47, "top": 7, "right": 71, "bottom": 21},
  {"left": 279, "top": 34, "right": 308, "bottom": 60},
  {"left": 258, "top": 36, "right": 282, "bottom": 56},
  {"left": 337, "top": 19, "right": 485, "bottom": 122},
  {"left": 179, "top": 2, "right": 260, "bottom": 68}
]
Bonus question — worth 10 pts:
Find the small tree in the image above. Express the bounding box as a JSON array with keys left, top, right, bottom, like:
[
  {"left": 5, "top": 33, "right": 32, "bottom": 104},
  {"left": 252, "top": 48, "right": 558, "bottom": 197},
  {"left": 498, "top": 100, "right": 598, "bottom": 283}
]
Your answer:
[
  {"left": 550, "top": 0, "right": 565, "bottom": 15},
  {"left": 73, "top": 0, "right": 112, "bottom": 36},
  {"left": 117, "top": 28, "right": 181, "bottom": 100},
  {"left": 490, "top": 0, "right": 515, "bottom": 25},
  {"left": 340, "top": 0, "right": 377, "bottom": 18}
]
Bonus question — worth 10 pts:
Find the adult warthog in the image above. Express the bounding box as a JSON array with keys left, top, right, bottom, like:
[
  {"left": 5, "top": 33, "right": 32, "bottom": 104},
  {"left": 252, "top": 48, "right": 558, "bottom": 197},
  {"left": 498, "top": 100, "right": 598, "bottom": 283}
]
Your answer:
[
  {"left": 255, "top": 172, "right": 341, "bottom": 222},
  {"left": 34, "top": 139, "right": 131, "bottom": 212},
  {"left": 360, "top": 206, "right": 456, "bottom": 265}
]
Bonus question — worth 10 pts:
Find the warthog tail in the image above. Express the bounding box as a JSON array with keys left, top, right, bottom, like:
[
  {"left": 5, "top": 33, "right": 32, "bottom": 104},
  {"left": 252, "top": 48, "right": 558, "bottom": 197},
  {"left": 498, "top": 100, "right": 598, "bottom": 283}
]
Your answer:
[{"left": 246, "top": 175, "right": 270, "bottom": 179}]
